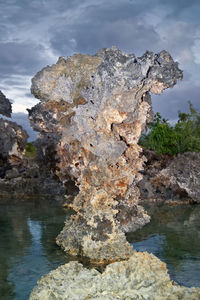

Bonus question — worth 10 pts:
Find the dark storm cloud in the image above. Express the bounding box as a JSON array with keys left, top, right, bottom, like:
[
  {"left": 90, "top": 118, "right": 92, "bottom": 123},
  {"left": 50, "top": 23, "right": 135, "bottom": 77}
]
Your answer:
[
  {"left": 50, "top": 0, "right": 160, "bottom": 55},
  {"left": 0, "top": 0, "right": 199, "bottom": 123},
  {"left": 0, "top": 42, "right": 49, "bottom": 76},
  {"left": 152, "top": 82, "right": 200, "bottom": 122}
]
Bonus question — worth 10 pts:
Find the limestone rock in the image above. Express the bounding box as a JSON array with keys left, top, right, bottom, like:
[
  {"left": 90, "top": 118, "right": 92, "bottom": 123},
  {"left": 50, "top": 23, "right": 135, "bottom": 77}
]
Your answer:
[
  {"left": 0, "top": 90, "right": 12, "bottom": 117},
  {"left": 139, "top": 151, "right": 200, "bottom": 204},
  {"left": 0, "top": 118, "right": 28, "bottom": 164},
  {"left": 30, "top": 47, "right": 182, "bottom": 262},
  {"left": 0, "top": 158, "right": 66, "bottom": 201},
  {"left": 29, "top": 252, "right": 200, "bottom": 300},
  {"left": 153, "top": 152, "right": 200, "bottom": 204}
]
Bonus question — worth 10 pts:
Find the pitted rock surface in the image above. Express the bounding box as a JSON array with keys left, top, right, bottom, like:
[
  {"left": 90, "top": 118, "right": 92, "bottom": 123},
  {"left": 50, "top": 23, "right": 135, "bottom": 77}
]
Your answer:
[
  {"left": 30, "top": 47, "right": 182, "bottom": 262},
  {"left": 29, "top": 252, "right": 200, "bottom": 300}
]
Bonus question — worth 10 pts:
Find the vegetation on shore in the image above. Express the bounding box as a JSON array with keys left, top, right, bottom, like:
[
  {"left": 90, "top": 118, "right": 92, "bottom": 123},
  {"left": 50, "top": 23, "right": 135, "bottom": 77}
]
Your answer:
[
  {"left": 24, "top": 142, "right": 36, "bottom": 158},
  {"left": 139, "top": 102, "right": 200, "bottom": 155}
]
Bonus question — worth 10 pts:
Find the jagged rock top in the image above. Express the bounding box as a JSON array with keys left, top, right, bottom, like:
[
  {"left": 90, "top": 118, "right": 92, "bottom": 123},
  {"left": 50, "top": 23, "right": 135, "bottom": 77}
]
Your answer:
[
  {"left": 0, "top": 91, "right": 12, "bottom": 117},
  {"left": 30, "top": 47, "right": 183, "bottom": 164},
  {"left": 32, "top": 47, "right": 182, "bottom": 103}
]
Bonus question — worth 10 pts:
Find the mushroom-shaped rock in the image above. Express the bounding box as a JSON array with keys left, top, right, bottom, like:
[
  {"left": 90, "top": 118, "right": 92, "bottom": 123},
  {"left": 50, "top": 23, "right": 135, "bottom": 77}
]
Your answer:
[{"left": 30, "top": 47, "right": 182, "bottom": 263}]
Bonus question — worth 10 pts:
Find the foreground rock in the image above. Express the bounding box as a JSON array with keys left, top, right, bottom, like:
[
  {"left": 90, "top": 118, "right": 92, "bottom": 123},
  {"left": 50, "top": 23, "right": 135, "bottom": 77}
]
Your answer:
[
  {"left": 30, "top": 47, "right": 182, "bottom": 262},
  {"left": 139, "top": 151, "right": 200, "bottom": 204},
  {"left": 30, "top": 251, "right": 200, "bottom": 300}
]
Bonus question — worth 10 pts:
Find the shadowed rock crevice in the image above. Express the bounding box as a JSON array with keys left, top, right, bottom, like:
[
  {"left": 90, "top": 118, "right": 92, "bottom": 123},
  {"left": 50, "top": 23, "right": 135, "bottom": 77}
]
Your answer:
[{"left": 30, "top": 47, "right": 182, "bottom": 263}]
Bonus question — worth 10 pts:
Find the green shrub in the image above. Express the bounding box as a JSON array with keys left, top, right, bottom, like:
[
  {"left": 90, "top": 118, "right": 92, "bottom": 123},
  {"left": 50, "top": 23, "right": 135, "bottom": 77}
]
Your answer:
[
  {"left": 139, "top": 103, "right": 200, "bottom": 156},
  {"left": 24, "top": 142, "right": 36, "bottom": 158}
]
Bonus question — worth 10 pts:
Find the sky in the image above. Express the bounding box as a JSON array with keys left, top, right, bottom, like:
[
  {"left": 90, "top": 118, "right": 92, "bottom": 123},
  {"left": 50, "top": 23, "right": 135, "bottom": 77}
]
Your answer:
[{"left": 0, "top": 0, "right": 200, "bottom": 139}]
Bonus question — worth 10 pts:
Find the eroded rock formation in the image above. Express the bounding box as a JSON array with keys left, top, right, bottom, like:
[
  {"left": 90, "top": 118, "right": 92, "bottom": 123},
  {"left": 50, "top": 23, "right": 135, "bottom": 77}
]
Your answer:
[
  {"left": 139, "top": 151, "right": 200, "bottom": 204},
  {"left": 0, "top": 91, "right": 28, "bottom": 170},
  {"left": 0, "top": 157, "right": 66, "bottom": 201},
  {"left": 30, "top": 252, "right": 200, "bottom": 300},
  {"left": 30, "top": 47, "right": 182, "bottom": 262},
  {"left": 0, "top": 91, "right": 67, "bottom": 201}
]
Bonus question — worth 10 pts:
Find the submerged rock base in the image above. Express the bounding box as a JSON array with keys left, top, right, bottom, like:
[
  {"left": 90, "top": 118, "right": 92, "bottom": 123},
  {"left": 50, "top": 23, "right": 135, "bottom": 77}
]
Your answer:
[{"left": 30, "top": 252, "right": 200, "bottom": 300}]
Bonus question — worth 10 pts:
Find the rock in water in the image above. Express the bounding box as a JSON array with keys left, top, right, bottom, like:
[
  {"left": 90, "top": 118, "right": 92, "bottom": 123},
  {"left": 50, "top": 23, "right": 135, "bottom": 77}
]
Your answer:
[
  {"left": 30, "top": 252, "right": 200, "bottom": 300},
  {"left": 0, "top": 90, "right": 12, "bottom": 117},
  {"left": 30, "top": 47, "right": 183, "bottom": 262}
]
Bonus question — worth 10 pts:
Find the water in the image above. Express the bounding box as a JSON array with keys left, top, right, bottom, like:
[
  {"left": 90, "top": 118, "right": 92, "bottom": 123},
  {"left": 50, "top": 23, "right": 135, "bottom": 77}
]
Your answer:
[
  {"left": 127, "top": 204, "right": 200, "bottom": 287},
  {"left": 0, "top": 200, "right": 200, "bottom": 299},
  {"left": 0, "top": 199, "right": 73, "bottom": 300}
]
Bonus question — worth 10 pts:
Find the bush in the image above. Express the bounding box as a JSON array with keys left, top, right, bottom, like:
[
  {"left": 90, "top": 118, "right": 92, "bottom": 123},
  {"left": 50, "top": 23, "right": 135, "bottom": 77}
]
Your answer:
[
  {"left": 24, "top": 142, "right": 36, "bottom": 158},
  {"left": 139, "top": 103, "right": 200, "bottom": 156}
]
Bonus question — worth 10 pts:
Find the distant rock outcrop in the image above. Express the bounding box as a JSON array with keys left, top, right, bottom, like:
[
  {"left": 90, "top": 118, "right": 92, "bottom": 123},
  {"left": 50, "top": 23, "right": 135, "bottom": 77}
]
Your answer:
[
  {"left": 0, "top": 91, "right": 28, "bottom": 168},
  {"left": 0, "top": 91, "right": 66, "bottom": 201},
  {"left": 0, "top": 90, "right": 12, "bottom": 117},
  {"left": 30, "top": 47, "right": 182, "bottom": 263},
  {"left": 139, "top": 151, "right": 200, "bottom": 204},
  {"left": 0, "top": 118, "right": 28, "bottom": 164},
  {"left": 0, "top": 157, "right": 66, "bottom": 201}
]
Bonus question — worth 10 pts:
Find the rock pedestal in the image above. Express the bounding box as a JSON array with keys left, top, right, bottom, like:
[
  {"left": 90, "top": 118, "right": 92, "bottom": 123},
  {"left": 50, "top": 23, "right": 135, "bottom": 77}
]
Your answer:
[{"left": 30, "top": 47, "right": 182, "bottom": 263}]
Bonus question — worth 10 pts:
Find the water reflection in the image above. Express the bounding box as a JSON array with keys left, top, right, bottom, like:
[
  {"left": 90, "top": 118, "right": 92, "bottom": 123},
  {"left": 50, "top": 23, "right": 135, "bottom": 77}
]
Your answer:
[
  {"left": 127, "top": 205, "right": 200, "bottom": 287},
  {"left": 0, "top": 199, "right": 71, "bottom": 300},
  {"left": 0, "top": 200, "right": 200, "bottom": 299}
]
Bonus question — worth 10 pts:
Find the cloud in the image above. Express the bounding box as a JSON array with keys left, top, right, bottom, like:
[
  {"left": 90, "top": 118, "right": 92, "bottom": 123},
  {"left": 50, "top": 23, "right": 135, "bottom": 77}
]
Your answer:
[
  {"left": 152, "top": 81, "right": 200, "bottom": 121},
  {"left": 50, "top": 1, "right": 161, "bottom": 55},
  {"left": 0, "top": 74, "right": 39, "bottom": 113},
  {"left": 0, "top": 0, "right": 199, "bottom": 122}
]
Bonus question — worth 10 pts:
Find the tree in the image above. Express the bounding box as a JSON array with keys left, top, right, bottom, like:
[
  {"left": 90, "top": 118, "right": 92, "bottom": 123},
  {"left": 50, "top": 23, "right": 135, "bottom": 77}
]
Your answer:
[{"left": 139, "top": 103, "right": 200, "bottom": 155}]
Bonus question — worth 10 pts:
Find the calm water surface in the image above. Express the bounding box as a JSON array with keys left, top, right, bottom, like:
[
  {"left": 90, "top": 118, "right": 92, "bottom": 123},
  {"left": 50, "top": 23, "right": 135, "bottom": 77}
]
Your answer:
[
  {"left": 127, "top": 204, "right": 200, "bottom": 287},
  {"left": 0, "top": 199, "right": 200, "bottom": 299}
]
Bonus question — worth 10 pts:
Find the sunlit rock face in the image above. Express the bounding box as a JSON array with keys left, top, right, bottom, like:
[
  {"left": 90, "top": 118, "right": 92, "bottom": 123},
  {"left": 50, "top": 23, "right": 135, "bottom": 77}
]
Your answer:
[{"left": 30, "top": 47, "right": 182, "bottom": 263}]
